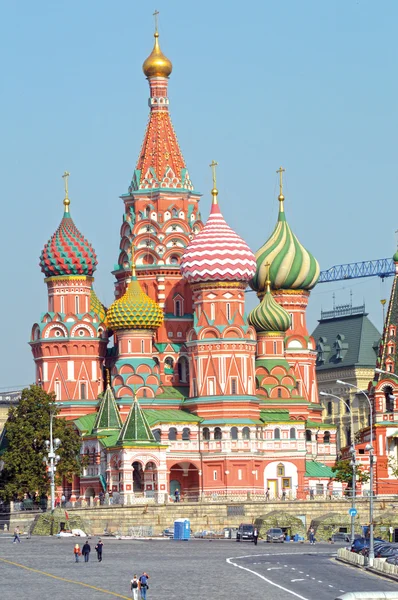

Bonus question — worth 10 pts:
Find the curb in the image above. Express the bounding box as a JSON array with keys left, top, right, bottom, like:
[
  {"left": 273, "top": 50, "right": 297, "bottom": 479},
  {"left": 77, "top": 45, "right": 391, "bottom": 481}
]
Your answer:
[{"left": 336, "top": 557, "right": 398, "bottom": 583}]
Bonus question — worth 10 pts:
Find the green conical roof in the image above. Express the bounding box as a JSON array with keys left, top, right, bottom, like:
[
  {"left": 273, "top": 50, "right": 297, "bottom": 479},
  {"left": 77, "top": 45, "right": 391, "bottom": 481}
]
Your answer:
[
  {"left": 250, "top": 192, "right": 320, "bottom": 294},
  {"left": 93, "top": 384, "right": 122, "bottom": 433},
  {"left": 117, "top": 395, "right": 157, "bottom": 446}
]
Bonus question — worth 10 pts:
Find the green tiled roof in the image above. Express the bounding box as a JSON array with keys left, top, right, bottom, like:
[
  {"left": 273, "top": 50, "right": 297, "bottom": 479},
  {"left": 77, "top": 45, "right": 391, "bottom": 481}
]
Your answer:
[
  {"left": 311, "top": 307, "right": 380, "bottom": 371},
  {"left": 93, "top": 385, "right": 122, "bottom": 433},
  {"left": 200, "top": 418, "right": 262, "bottom": 425},
  {"left": 305, "top": 460, "right": 334, "bottom": 478},
  {"left": 144, "top": 409, "right": 201, "bottom": 426},
  {"left": 260, "top": 409, "right": 291, "bottom": 422},
  {"left": 306, "top": 420, "right": 336, "bottom": 430},
  {"left": 75, "top": 413, "right": 96, "bottom": 434},
  {"left": 155, "top": 386, "right": 188, "bottom": 400},
  {"left": 117, "top": 397, "right": 158, "bottom": 446}
]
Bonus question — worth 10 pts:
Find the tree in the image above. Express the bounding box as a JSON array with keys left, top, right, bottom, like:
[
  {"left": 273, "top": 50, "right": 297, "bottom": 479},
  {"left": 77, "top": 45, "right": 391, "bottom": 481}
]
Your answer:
[
  {"left": 332, "top": 458, "right": 370, "bottom": 487},
  {"left": 0, "top": 385, "right": 82, "bottom": 502}
]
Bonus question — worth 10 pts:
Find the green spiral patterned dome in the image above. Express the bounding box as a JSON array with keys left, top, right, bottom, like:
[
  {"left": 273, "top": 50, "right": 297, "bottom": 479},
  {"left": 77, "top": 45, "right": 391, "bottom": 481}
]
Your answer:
[
  {"left": 90, "top": 288, "right": 107, "bottom": 323},
  {"left": 107, "top": 274, "right": 164, "bottom": 331},
  {"left": 250, "top": 195, "right": 320, "bottom": 294},
  {"left": 248, "top": 283, "right": 291, "bottom": 333}
]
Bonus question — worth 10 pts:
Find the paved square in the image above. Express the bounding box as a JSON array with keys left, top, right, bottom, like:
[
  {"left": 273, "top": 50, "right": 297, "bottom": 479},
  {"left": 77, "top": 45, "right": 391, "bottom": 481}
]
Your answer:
[{"left": 1, "top": 535, "right": 397, "bottom": 600}]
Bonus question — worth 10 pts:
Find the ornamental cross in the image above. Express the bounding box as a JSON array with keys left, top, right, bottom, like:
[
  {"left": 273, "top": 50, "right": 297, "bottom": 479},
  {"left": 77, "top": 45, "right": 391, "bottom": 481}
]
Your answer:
[
  {"left": 209, "top": 160, "right": 218, "bottom": 188},
  {"left": 276, "top": 166, "right": 285, "bottom": 196},
  {"left": 62, "top": 171, "right": 70, "bottom": 198},
  {"left": 153, "top": 9, "right": 159, "bottom": 33},
  {"left": 131, "top": 242, "right": 136, "bottom": 267}
]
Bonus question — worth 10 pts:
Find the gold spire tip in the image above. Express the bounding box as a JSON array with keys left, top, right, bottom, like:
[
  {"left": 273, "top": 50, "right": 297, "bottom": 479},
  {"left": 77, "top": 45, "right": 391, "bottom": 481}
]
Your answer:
[
  {"left": 209, "top": 160, "right": 219, "bottom": 204},
  {"left": 276, "top": 166, "right": 285, "bottom": 204},
  {"left": 106, "top": 369, "right": 111, "bottom": 387},
  {"left": 62, "top": 171, "right": 70, "bottom": 211},
  {"left": 131, "top": 242, "right": 136, "bottom": 277},
  {"left": 265, "top": 262, "right": 271, "bottom": 291}
]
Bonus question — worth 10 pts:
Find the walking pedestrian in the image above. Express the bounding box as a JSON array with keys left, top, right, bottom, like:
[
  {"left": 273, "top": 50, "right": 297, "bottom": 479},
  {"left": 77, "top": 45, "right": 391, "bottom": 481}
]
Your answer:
[
  {"left": 82, "top": 540, "right": 91, "bottom": 563},
  {"left": 61, "top": 493, "right": 66, "bottom": 507},
  {"left": 139, "top": 572, "right": 149, "bottom": 600},
  {"left": 174, "top": 488, "right": 180, "bottom": 503},
  {"left": 265, "top": 488, "right": 270, "bottom": 501},
  {"left": 281, "top": 489, "right": 286, "bottom": 501},
  {"left": 74, "top": 543, "right": 81, "bottom": 562},
  {"left": 12, "top": 526, "right": 21, "bottom": 543},
  {"left": 253, "top": 527, "right": 259, "bottom": 546},
  {"left": 131, "top": 574, "right": 140, "bottom": 600},
  {"left": 95, "top": 539, "right": 104, "bottom": 562},
  {"left": 309, "top": 527, "right": 315, "bottom": 545}
]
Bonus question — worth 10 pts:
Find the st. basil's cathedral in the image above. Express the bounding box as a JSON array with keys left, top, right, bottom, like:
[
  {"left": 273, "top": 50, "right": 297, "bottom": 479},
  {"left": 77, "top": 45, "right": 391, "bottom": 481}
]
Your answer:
[{"left": 30, "top": 24, "right": 339, "bottom": 503}]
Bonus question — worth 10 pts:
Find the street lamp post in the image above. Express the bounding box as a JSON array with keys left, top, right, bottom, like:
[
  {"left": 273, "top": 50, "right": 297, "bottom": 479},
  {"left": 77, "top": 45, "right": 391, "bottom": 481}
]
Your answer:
[
  {"left": 44, "top": 405, "right": 61, "bottom": 511},
  {"left": 336, "top": 380, "right": 374, "bottom": 565},
  {"left": 320, "top": 391, "right": 356, "bottom": 544}
]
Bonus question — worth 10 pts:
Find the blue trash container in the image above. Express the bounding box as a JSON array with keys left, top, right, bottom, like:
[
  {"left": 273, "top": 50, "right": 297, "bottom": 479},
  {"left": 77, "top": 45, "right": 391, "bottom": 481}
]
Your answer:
[
  {"left": 174, "top": 518, "right": 190, "bottom": 541},
  {"left": 285, "top": 534, "right": 290, "bottom": 542}
]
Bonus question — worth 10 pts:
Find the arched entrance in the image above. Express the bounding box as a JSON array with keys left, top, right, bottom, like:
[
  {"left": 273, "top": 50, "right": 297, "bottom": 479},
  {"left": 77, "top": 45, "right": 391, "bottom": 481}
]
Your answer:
[
  {"left": 143, "top": 461, "right": 158, "bottom": 498},
  {"left": 169, "top": 462, "right": 200, "bottom": 501},
  {"left": 132, "top": 461, "right": 144, "bottom": 493}
]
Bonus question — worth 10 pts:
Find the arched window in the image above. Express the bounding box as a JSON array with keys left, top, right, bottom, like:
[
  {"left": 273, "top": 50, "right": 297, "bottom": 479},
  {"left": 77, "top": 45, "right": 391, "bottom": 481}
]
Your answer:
[
  {"left": 182, "top": 427, "right": 190, "bottom": 441},
  {"left": 242, "top": 427, "right": 250, "bottom": 440},
  {"left": 60, "top": 296, "right": 65, "bottom": 313},
  {"left": 230, "top": 426, "right": 238, "bottom": 440},
  {"left": 177, "top": 357, "right": 189, "bottom": 383},
  {"left": 277, "top": 463, "right": 285, "bottom": 477},
  {"left": 202, "top": 427, "right": 210, "bottom": 441},
  {"left": 142, "top": 388, "right": 147, "bottom": 398},
  {"left": 80, "top": 382, "right": 87, "bottom": 400},
  {"left": 305, "top": 429, "right": 312, "bottom": 442},
  {"left": 277, "top": 388, "right": 282, "bottom": 398},
  {"left": 214, "top": 427, "right": 222, "bottom": 440},
  {"left": 165, "top": 357, "right": 174, "bottom": 372},
  {"left": 274, "top": 427, "right": 281, "bottom": 440},
  {"left": 210, "top": 303, "right": 215, "bottom": 321},
  {"left": 141, "top": 340, "right": 145, "bottom": 354},
  {"left": 226, "top": 303, "right": 231, "bottom": 320},
  {"left": 289, "top": 427, "right": 296, "bottom": 439},
  {"left": 153, "top": 429, "right": 161, "bottom": 442},
  {"left": 145, "top": 206, "right": 150, "bottom": 218},
  {"left": 75, "top": 296, "right": 79, "bottom": 314},
  {"left": 324, "top": 430, "right": 330, "bottom": 444},
  {"left": 128, "top": 339, "right": 131, "bottom": 353},
  {"left": 327, "top": 401, "right": 332, "bottom": 416},
  {"left": 168, "top": 427, "right": 177, "bottom": 441},
  {"left": 346, "top": 427, "right": 351, "bottom": 445},
  {"left": 385, "top": 385, "right": 395, "bottom": 412},
  {"left": 175, "top": 300, "right": 181, "bottom": 317}
]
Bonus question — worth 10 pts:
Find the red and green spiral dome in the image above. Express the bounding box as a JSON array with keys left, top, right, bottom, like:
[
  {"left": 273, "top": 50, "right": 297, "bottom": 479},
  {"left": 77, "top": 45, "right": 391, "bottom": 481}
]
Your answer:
[{"left": 40, "top": 200, "right": 97, "bottom": 278}]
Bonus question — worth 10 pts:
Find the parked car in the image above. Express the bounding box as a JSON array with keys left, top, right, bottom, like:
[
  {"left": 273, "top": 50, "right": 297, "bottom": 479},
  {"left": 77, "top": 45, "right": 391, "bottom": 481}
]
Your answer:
[
  {"left": 386, "top": 554, "right": 398, "bottom": 565},
  {"left": 162, "top": 527, "right": 174, "bottom": 538},
  {"left": 362, "top": 544, "right": 398, "bottom": 559},
  {"left": 266, "top": 528, "right": 285, "bottom": 543},
  {"left": 236, "top": 524, "right": 255, "bottom": 542},
  {"left": 350, "top": 537, "right": 385, "bottom": 553}
]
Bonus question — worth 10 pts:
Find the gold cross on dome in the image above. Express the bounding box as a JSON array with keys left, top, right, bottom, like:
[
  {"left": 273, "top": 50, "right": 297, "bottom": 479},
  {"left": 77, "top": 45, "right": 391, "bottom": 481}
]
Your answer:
[
  {"left": 276, "top": 166, "right": 285, "bottom": 196},
  {"left": 209, "top": 160, "right": 218, "bottom": 189},
  {"left": 153, "top": 9, "right": 159, "bottom": 33},
  {"left": 62, "top": 171, "right": 70, "bottom": 198},
  {"left": 265, "top": 261, "right": 271, "bottom": 282}
]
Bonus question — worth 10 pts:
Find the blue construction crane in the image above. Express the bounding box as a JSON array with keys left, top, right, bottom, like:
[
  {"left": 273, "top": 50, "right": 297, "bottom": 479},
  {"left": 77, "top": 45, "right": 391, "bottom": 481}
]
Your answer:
[{"left": 318, "top": 258, "right": 395, "bottom": 283}]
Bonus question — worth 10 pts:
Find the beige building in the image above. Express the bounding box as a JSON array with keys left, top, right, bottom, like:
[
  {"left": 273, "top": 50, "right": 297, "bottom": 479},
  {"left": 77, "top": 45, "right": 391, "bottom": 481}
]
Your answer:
[
  {"left": 312, "top": 302, "right": 380, "bottom": 452},
  {"left": 0, "top": 389, "right": 23, "bottom": 434}
]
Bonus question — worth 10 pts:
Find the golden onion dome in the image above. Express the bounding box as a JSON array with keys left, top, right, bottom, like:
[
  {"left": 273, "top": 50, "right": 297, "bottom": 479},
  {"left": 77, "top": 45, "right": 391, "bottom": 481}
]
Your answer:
[
  {"left": 142, "top": 32, "right": 172, "bottom": 78},
  {"left": 107, "top": 257, "right": 164, "bottom": 331}
]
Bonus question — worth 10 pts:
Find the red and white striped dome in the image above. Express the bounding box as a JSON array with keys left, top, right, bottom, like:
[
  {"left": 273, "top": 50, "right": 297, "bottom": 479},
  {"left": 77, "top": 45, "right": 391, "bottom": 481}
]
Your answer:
[{"left": 180, "top": 196, "right": 256, "bottom": 283}]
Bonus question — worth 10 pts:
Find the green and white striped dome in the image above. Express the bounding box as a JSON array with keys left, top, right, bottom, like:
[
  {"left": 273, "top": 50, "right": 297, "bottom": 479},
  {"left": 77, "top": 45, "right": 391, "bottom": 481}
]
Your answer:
[
  {"left": 250, "top": 194, "right": 320, "bottom": 294},
  {"left": 248, "top": 283, "right": 291, "bottom": 333}
]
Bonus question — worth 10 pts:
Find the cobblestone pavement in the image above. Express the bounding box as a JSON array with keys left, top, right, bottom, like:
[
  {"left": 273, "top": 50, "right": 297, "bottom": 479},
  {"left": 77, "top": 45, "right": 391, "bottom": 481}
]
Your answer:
[{"left": 0, "top": 536, "right": 396, "bottom": 600}]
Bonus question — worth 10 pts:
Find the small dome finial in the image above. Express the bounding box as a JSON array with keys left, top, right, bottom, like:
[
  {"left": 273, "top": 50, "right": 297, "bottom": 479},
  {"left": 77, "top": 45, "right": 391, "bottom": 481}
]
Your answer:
[
  {"left": 142, "top": 10, "right": 173, "bottom": 78},
  {"left": 131, "top": 242, "right": 137, "bottom": 278},
  {"left": 276, "top": 166, "right": 285, "bottom": 210},
  {"left": 62, "top": 170, "right": 70, "bottom": 212},
  {"left": 209, "top": 159, "right": 219, "bottom": 205}
]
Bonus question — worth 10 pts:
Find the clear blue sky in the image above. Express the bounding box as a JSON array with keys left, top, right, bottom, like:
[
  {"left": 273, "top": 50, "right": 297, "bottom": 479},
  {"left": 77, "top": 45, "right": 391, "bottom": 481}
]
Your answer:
[{"left": 1, "top": 0, "right": 397, "bottom": 388}]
